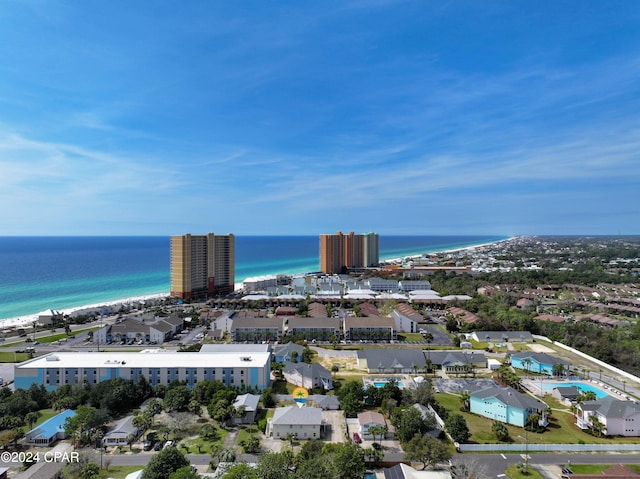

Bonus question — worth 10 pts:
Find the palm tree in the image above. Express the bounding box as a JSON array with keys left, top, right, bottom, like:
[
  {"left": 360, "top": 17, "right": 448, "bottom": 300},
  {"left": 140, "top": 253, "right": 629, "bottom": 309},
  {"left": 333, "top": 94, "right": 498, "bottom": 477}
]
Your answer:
[
  {"left": 589, "top": 414, "right": 606, "bottom": 437},
  {"left": 522, "top": 358, "right": 533, "bottom": 375},
  {"left": 460, "top": 391, "right": 471, "bottom": 412},
  {"left": 368, "top": 424, "right": 387, "bottom": 446}
]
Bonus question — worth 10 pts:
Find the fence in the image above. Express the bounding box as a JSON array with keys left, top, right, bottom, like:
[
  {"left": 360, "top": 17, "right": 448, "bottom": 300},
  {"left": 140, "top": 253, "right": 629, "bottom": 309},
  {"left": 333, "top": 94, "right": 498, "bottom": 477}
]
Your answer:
[{"left": 458, "top": 443, "right": 640, "bottom": 452}]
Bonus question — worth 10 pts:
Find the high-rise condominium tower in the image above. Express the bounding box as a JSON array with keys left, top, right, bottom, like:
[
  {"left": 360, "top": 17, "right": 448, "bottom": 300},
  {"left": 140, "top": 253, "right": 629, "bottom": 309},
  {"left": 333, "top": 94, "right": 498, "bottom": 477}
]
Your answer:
[
  {"left": 319, "top": 231, "right": 379, "bottom": 274},
  {"left": 170, "top": 233, "right": 235, "bottom": 299}
]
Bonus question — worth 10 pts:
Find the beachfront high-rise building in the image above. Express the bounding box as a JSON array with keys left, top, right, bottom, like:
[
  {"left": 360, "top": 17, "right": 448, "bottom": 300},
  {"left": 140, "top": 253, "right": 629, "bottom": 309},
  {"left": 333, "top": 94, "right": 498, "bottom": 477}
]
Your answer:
[
  {"left": 170, "top": 233, "right": 235, "bottom": 299},
  {"left": 319, "top": 231, "right": 379, "bottom": 274}
]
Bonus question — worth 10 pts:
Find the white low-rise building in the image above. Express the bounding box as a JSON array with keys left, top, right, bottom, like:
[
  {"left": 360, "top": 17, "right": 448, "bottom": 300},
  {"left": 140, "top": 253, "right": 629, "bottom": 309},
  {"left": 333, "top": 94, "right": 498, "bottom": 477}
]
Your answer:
[{"left": 14, "top": 350, "right": 271, "bottom": 391}]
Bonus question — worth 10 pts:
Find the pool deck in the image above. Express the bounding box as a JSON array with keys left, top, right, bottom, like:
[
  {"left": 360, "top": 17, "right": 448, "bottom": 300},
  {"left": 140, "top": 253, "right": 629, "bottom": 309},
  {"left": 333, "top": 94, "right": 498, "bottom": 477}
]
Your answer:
[{"left": 363, "top": 374, "right": 416, "bottom": 389}]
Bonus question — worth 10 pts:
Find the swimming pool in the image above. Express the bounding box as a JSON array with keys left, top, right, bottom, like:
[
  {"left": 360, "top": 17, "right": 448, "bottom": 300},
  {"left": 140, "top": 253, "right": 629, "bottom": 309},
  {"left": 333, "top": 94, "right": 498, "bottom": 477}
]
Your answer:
[
  {"left": 540, "top": 381, "right": 609, "bottom": 398},
  {"left": 373, "top": 381, "right": 405, "bottom": 388}
]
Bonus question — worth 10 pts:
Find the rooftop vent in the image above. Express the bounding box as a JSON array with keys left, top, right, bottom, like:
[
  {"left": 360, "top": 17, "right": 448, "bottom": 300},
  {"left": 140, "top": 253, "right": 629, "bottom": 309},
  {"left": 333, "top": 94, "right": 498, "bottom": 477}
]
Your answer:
[
  {"left": 240, "top": 356, "right": 252, "bottom": 362},
  {"left": 46, "top": 355, "right": 60, "bottom": 361}
]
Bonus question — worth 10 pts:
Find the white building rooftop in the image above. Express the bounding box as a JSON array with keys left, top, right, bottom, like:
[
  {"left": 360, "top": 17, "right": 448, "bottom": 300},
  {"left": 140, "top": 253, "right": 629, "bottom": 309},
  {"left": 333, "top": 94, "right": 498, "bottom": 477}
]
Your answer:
[{"left": 16, "top": 351, "right": 271, "bottom": 369}]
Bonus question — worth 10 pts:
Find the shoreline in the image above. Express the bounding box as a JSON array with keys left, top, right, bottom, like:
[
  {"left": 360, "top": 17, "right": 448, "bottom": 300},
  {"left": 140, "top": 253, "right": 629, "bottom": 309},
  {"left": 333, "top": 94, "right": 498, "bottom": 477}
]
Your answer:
[{"left": 0, "top": 236, "right": 515, "bottom": 331}]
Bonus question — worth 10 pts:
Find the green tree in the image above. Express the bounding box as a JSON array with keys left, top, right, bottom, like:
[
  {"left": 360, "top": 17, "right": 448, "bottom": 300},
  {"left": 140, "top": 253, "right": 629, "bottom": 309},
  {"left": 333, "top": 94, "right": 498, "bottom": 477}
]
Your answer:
[
  {"left": 491, "top": 421, "right": 510, "bottom": 442},
  {"left": 142, "top": 447, "right": 190, "bottom": 479},
  {"left": 25, "top": 411, "right": 41, "bottom": 430},
  {"left": 255, "top": 451, "right": 295, "bottom": 479},
  {"left": 445, "top": 414, "right": 471, "bottom": 443},
  {"left": 403, "top": 434, "right": 452, "bottom": 471},
  {"left": 81, "top": 463, "right": 100, "bottom": 479},
  {"left": 330, "top": 442, "right": 366, "bottom": 479},
  {"left": 163, "top": 385, "right": 192, "bottom": 413},
  {"left": 221, "top": 463, "right": 259, "bottom": 479},
  {"left": 169, "top": 466, "right": 201, "bottom": 479},
  {"left": 391, "top": 406, "right": 434, "bottom": 444}
]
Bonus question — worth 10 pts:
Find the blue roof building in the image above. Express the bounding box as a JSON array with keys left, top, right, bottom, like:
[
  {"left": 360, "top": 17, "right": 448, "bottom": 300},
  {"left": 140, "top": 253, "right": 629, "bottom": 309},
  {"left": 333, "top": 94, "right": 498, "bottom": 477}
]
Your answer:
[{"left": 25, "top": 409, "right": 76, "bottom": 446}]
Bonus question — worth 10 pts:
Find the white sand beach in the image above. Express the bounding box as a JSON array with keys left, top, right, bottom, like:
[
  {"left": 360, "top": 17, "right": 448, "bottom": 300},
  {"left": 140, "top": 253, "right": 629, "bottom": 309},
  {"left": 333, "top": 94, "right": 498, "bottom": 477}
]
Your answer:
[
  {"left": 0, "top": 293, "right": 168, "bottom": 331},
  {"left": 1, "top": 237, "right": 514, "bottom": 332}
]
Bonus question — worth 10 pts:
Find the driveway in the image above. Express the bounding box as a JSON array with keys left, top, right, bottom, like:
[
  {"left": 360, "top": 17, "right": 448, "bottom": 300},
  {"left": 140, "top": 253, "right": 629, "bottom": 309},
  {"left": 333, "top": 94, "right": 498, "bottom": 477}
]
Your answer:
[{"left": 322, "top": 410, "right": 346, "bottom": 443}]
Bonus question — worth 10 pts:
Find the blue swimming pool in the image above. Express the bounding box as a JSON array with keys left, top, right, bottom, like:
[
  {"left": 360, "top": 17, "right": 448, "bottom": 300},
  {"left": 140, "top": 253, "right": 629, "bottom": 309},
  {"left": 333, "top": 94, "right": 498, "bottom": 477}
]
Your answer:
[
  {"left": 364, "top": 473, "right": 377, "bottom": 479},
  {"left": 540, "top": 381, "right": 609, "bottom": 398},
  {"left": 374, "top": 381, "right": 404, "bottom": 388}
]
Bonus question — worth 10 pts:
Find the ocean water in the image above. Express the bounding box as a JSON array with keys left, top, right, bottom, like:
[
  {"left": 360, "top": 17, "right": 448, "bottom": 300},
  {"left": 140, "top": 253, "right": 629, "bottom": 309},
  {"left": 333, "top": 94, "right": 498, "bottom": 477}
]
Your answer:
[{"left": 0, "top": 235, "right": 506, "bottom": 320}]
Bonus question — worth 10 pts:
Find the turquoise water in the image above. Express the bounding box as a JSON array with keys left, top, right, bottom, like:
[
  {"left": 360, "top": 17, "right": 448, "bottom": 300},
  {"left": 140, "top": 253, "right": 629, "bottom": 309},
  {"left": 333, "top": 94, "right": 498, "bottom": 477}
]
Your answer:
[
  {"left": 541, "top": 381, "right": 609, "bottom": 398},
  {"left": 374, "top": 381, "right": 405, "bottom": 388},
  {"left": 0, "top": 235, "right": 507, "bottom": 320}
]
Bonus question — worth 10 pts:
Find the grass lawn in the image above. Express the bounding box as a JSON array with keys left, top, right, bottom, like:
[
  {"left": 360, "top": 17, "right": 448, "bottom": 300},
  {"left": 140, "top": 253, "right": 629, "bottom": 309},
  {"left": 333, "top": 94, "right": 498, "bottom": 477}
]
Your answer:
[
  {"left": 93, "top": 466, "right": 144, "bottom": 479},
  {"left": 435, "top": 392, "right": 640, "bottom": 445},
  {"left": 0, "top": 351, "right": 29, "bottom": 362},
  {"left": 570, "top": 464, "right": 640, "bottom": 474},
  {"left": 236, "top": 425, "right": 261, "bottom": 445},
  {"left": 505, "top": 464, "right": 544, "bottom": 479},
  {"left": 180, "top": 428, "right": 227, "bottom": 454},
  {"left": 397, "top": 333, "right": 425, "bottom": 342},
  {"left": 33, "top": 409, "right": 59, "bottom": 427}
]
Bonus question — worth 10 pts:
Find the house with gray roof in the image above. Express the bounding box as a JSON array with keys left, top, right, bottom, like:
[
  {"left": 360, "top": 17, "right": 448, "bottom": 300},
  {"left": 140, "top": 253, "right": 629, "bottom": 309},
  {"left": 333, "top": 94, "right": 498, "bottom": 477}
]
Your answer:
[
  {"left": 357, "top": 349, "right": 426, "bottom": 373},
  {"left": 428, "top": 351, "right": 487, "bottom": 374},
  {"left": 283, "top": 362, "right": 333, "bottom": 390},
  {"left": 25, "top": 409, "right": 76, "bottom": 446},
  {"left": 232, "top": 393, "right": 260, "bottom": 424},
  {"left": 273, "top": 342, "right": 304, "bottom": 363},
  {"left": 102, "top": 415, "right": 139, "bottom": 446},
  {"left": 310, "top": 395, "right": 340, "bottom": 410},
  {"left": 511, "top": 352, "right": 569, "bottom": 375},
  {"left": 470, "top": 331, "right": 533, "bottom": 343},
  {"left": 576, "top": 396, "right": 640, "bottom": 436},
  {"left": 552, "top": 386, "right": 581, "bottom": 403},
  {"left": 470, "top": 386, "right": 548, "bottom": 427},
  {"left": 266, "top": 406, "right": 323, "bottom": 439}
]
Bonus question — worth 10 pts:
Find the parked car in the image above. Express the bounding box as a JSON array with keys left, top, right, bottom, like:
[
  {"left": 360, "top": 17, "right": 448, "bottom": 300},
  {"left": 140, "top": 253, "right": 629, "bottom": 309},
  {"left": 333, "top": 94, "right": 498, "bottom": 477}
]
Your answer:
[
  {"left": 153, "top": 441, "right": 163, "bottom": 451},
  {"left": 143, "top": 441, "right": 153, "bottom": 451},
  {"left": 163, "top": 440, "right": 175, "bottom": 449},
  {"left": 353, "top": 432, "right": 362, "bottom": 444}
]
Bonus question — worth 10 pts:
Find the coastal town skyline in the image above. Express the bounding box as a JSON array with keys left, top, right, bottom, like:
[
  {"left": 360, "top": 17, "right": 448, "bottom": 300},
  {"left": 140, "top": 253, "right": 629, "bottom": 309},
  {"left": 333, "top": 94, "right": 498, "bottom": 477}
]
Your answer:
[{"left": 1, "top": 3, "right": 639, "bottom": 236}]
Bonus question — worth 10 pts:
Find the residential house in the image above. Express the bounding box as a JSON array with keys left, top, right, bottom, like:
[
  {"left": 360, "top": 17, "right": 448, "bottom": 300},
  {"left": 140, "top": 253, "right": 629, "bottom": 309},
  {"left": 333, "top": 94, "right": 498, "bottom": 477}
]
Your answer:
[
  {"left": 102, "top": 415, "right": 139, "bottom": 446},
  {"left": 357, "top": 348, "right": 426, "bottom": 374},
  {"left": 510, "top": 352, "right": 569, "bottom": 375},
  {"left": 266, "top": 406, "right": 323, "bottom": 440},
  {"left": 470, "top": 331, "right": 533, "bottom": 343},
  {"left": 470, "top": 386, "right": 548, "bottom": 428},
  {"left": 576, "top": 396, "right": 640, "bottom": 436},
  {"left": 428, "top": 351, "right": 487, "bottom": 374},
  {"left": 25, "top": 409, "right": 76, "bottom": 446},
  {"left": 273, "top": 342, "right": 304, "bottom": 363},
  {"left": 233, "top": 394, "right": 260, "bottom": 425},
  {"left": 310, "top": 395, "right": 340, "bottom": 410},
  {"left": 383, "top": 463, "right": 452, "bottom": 479},
  {"left": 358, "top": 411, "right": 394, "bottom": 439},
  {"left": 282, "top": 362, "right": 333, "bottom": 390}
]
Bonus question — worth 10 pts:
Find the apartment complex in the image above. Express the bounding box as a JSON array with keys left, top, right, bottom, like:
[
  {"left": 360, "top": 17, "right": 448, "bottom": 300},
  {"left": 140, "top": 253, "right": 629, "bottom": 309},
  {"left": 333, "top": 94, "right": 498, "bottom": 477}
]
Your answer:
[
  {"left": 319, "top": 231, "right": 379, "bottom": 274},
  {"left": 170, "top": 233, "right": 235, "bottom": 299},
  {"left": 14, "top": 350, "right": 271, "bottom": 392}
]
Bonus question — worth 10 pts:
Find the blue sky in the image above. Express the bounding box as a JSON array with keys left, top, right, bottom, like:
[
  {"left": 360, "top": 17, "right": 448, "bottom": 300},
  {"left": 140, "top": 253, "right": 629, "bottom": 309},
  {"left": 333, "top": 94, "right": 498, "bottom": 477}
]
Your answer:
[{"left": 1, "top": 1, "right": 639, "bottom": 236}]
